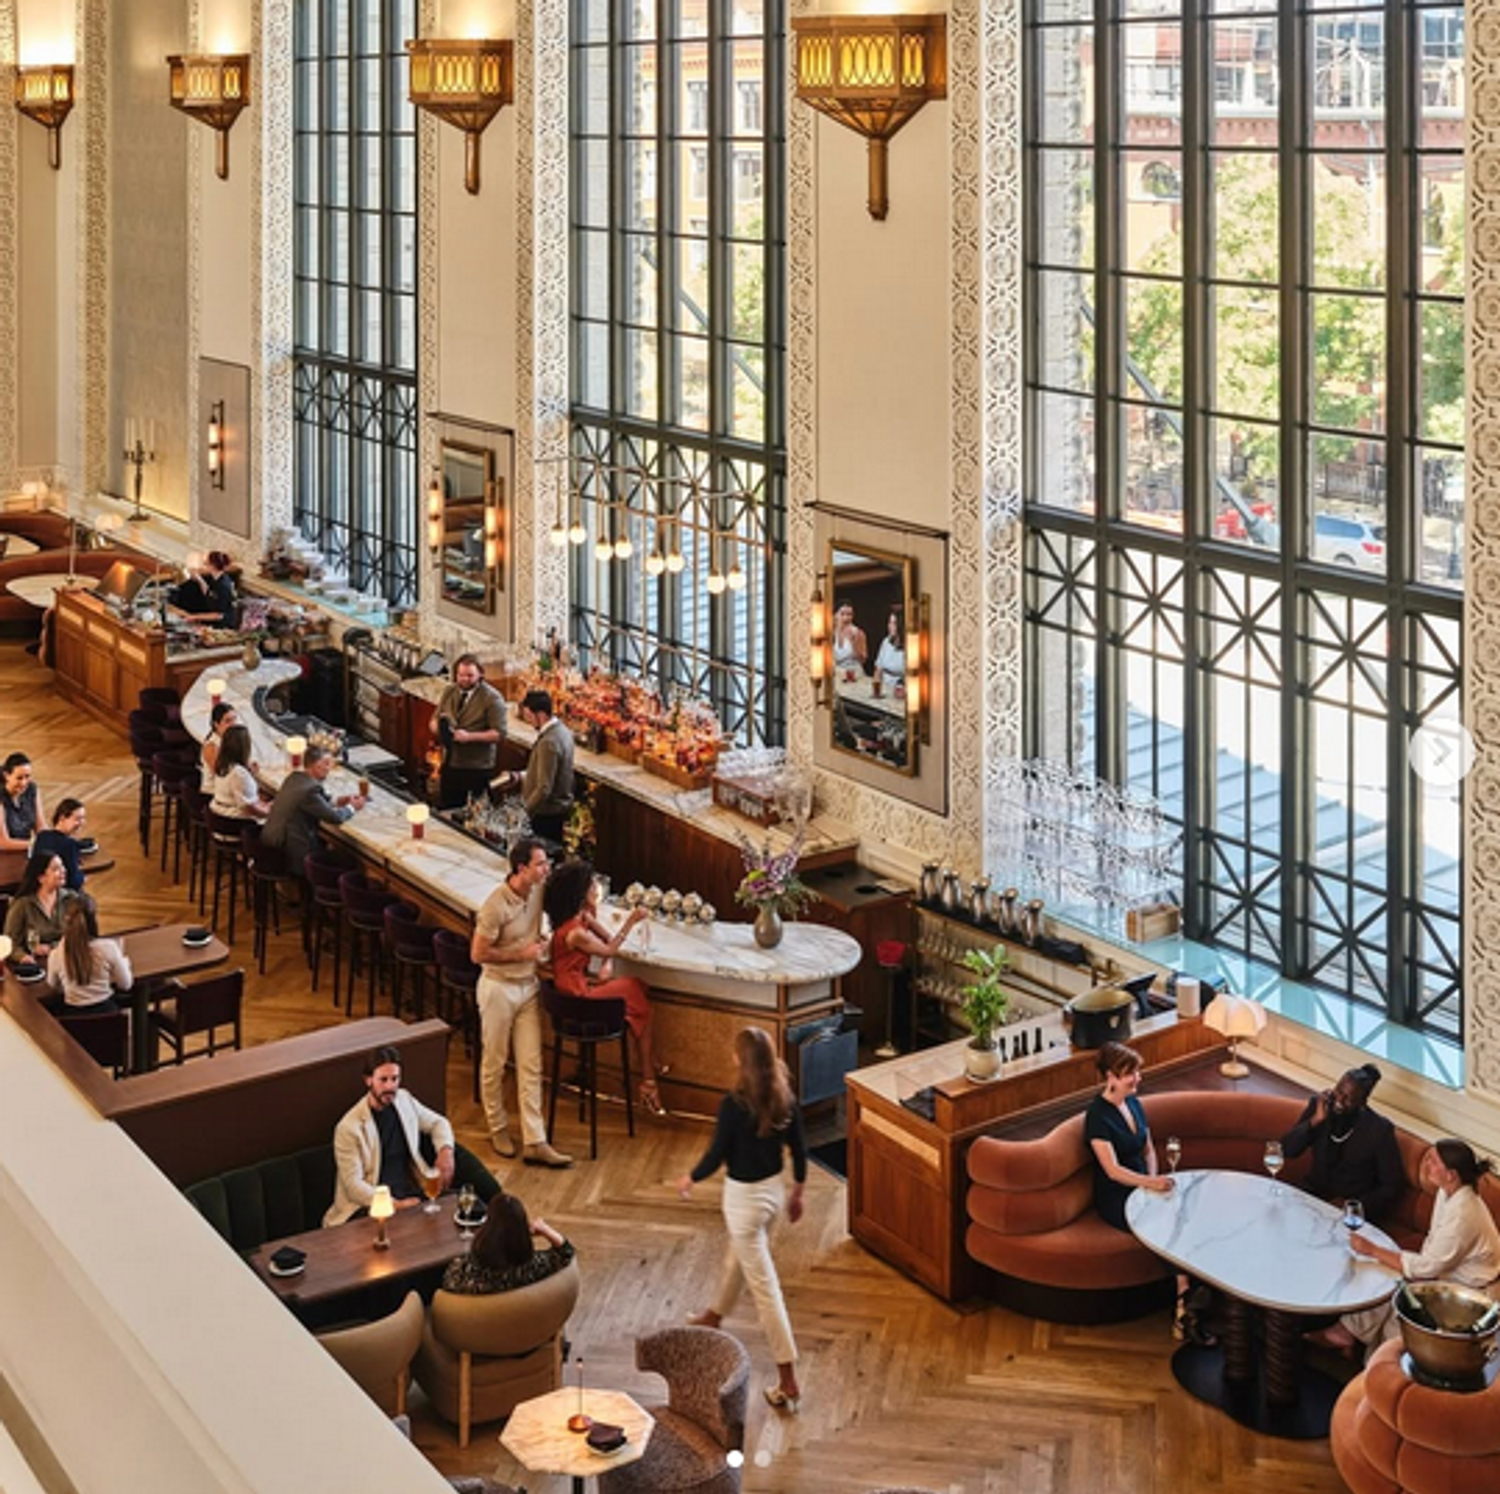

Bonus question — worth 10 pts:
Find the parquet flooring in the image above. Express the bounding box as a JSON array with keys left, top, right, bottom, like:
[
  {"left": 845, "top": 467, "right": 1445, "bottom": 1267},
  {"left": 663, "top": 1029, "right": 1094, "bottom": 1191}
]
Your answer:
[{"left": 0, "top": 640, "right": 1352, "bottom": 1494}]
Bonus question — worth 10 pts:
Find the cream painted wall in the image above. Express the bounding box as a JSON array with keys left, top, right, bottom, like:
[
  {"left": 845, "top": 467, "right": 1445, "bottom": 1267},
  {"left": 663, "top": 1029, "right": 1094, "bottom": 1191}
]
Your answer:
[
  {"left": 196, "top": 2, "right": 253, "bottom": 362},
  {"left": 110, "top": 0, "right": 190, "bottom": 519},
  {"left": 436, "top": 112, "right": 516, "bottom": 424},
  {"left": 813, "top": 104, "right": 952, "bottom": 527},
  {"left": 16, "top": 123, "right": 61, "bottom": 474}
]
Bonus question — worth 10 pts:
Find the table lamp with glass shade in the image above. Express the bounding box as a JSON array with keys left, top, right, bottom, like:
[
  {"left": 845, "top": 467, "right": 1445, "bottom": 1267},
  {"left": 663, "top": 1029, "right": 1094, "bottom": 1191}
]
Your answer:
[
  {"left": 406, "top": 802, "right": 430, "bottom": 841},
  {"left": 1203, "top": 993, "right": 1268, "bottom": 1078},
  {"left": 285, "top": 734, "right": 307, "bottom": 770},
  {"left": 369, "top": 1185, "right": 395, "bottom": 1249}
]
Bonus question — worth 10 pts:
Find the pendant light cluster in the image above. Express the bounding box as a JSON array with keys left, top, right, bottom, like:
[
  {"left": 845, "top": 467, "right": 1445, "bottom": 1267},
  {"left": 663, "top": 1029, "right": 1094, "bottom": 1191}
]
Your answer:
[{"left": 543, "top": 459, "right": 750, "bottom": 592}]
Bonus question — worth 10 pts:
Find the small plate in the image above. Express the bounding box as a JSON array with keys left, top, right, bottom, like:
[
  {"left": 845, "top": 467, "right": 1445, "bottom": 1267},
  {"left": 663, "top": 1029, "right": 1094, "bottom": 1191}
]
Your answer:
[
  {"left": 12, "top": 967, "right": 45, "bottom": 983},
  {"left": 454, "top": 1212, "right": 486, "bottom": 1231},
  {"left": 78, "top": 840, "right": 99, "bottom": 856},
  {"left": 181, "top": 934, "right": 214, "bottom": 949},
  {"left": 267, "top": 1260, "right": 306, "bottom": 1279},
  {"left": 586, "top": 1441, "right": 629, "bottom": 1458}
]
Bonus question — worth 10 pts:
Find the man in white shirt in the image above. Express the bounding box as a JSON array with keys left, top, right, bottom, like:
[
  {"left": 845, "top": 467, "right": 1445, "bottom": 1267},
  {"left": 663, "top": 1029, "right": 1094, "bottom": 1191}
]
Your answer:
[{"left": 324, "top": 1045, "right": 457, "bottom": 1226}]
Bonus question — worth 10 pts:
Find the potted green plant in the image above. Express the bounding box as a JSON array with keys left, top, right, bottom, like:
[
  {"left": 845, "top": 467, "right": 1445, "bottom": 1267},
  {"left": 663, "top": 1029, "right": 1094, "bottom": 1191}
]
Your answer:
[{"left": 960, "top": 946, "right": 1011, "bottom": 1082}]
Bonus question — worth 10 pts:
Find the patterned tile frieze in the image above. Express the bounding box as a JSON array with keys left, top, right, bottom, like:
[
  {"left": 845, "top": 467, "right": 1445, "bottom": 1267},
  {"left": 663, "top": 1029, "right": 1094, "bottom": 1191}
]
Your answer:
[
  {"left": 76, "top": 0, "right": 110, "bottom": 501},
  {"left": 0, "top": 8, "right": 17, "bottom": 494},
  {"left": 186, "top": 0, "right": 203, "bottom": 538},
  {"left": 1465, "top": 12, "right": 1500, "bottom": 1101}
]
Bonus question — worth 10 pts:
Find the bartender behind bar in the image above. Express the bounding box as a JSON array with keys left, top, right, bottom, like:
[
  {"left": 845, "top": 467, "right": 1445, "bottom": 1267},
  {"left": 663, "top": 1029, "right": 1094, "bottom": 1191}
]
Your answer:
[
  {"left": 432, "top": 653, "right": 507, "bottom": 809},
  {"left": 171, "top": 551, "right": 237, "bottom": 623},
  {"left": 491, "top": 688, "right": 574, "bottom": 843}
]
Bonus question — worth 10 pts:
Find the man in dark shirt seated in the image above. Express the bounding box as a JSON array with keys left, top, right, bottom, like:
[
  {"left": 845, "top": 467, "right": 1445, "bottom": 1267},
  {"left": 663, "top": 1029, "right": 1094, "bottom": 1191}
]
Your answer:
[
  {"left": 260, "top": 745, "right": 366, "bottom": 869},
  {"left": 324, "top": 1044, "right": 456, "bottom": 1226},
  {"left": 33, "top": 798, "right": 91, "bottom": 893},
  {"left": 1281, "top": 1062, "right": 1404, "bottom": 1223}
]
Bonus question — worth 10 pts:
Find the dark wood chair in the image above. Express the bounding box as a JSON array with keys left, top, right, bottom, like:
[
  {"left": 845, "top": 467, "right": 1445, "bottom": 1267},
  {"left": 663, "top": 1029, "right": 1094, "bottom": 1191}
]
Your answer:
[
  {"left": 150, "top": 968, "right": 245, "bottom": 1065},
  {"left": 59, "top": 1009, "right": 131, "bottom": 1078}
]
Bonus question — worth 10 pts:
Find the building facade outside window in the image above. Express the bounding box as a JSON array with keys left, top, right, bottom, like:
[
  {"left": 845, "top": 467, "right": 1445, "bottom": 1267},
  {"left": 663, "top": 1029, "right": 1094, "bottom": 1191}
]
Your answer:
[
  {"left": 569, "top": 0, "right": 787, "bottom": 744},
  {"left": 1024, "top": 0, "right": 1464, "bottom": 1036},
  {"left": 292, "top": 0, "right": 420, "bottom": 609}
]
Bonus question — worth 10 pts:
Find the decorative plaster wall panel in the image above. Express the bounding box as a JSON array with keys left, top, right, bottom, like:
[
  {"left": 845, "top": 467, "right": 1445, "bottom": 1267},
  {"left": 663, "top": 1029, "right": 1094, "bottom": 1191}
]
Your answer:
[
  {"left": 1466, "top": 13, "right": 1500, "bottom": 1102},
  {"left": 0, "top": 9, "right": 16, "bottom": 492},
  {"left": 78, "top": 0, "right": 110, "bottom": 501}
]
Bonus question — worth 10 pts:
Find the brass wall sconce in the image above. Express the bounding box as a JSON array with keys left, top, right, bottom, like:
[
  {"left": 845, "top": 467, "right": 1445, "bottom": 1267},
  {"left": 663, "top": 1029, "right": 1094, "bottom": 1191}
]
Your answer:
[
  {"left": 809, "top": 577, "right": 832, "bottom": 701},
  {"left": 426, "top": 472, "right": 443, "bottom": 554},
  {"left": 790, "top": 13, "right": 947, "bottom": 221},
  {"left": 905, "top": 591, "right": 932, "bottom": 745},
  {"left": 15, "top": 64, "right": 74, "bottom": 170},
  {"left": 167, "top": 54, "right": 251, "bottom": 180},
  {"left": 406, "top": 38, "right": 514, "bottom": 195},
  {"left": 206, "top": 400, "right": 226, "bottom": 491},
  {"left": 483, "top": 503, "right": 502, "bottom": 572}
]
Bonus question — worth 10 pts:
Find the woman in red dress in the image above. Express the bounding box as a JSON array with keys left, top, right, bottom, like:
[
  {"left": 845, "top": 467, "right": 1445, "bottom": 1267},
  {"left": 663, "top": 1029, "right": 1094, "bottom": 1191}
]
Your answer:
[{"left": 544, "top": 858, "right": 666, "bottom": 1115}]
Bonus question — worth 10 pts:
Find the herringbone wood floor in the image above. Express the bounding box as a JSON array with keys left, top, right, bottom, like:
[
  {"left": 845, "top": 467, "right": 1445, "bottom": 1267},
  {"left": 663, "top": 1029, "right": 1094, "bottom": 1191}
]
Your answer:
[{"left": 0, "top": 640, "right": 1352, "bottom": 1494}]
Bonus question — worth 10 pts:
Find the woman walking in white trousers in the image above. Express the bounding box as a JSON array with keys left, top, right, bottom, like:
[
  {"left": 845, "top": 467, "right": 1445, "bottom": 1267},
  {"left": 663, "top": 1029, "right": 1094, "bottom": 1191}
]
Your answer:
[{"left": 674, "top": 1025, "right": 807, "bottom": 1411}]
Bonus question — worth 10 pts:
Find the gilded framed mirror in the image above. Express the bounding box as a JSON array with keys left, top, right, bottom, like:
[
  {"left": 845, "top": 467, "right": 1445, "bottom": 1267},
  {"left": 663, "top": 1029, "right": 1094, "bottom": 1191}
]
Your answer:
[{"left": 438, "top": 440, "right": 498, "bottom": 615}]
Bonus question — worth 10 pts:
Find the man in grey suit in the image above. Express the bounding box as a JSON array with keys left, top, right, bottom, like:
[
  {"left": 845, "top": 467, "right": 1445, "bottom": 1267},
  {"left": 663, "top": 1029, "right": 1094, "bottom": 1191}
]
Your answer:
[
  {"left": 517, "top": 689, "right": 574, "bottom": 842},
  {"left": 261, "top": 745, "right": 365, "bottom": 869},
  {"left": 433, "top": 653, "right": 508, "bottom": 808}
]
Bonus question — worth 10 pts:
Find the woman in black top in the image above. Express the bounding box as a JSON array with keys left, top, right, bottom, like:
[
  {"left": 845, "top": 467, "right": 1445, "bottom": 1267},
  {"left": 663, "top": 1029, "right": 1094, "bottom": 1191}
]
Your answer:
[
  {"left": 1281, "top": 1063, "right": 1403, "bottom": 1223},
  {"left": 442, "top": 1193, "right": 574, "bottom": 1296},
  {"left": 1085, "top": 1043, "right": 1209, "bottom": 1343},
  {"left": 675, "top": 1026, "right": 807, "bottom": 1413},
  {"left": 172, "top": 551, "right": 236, "bottom": 622}
]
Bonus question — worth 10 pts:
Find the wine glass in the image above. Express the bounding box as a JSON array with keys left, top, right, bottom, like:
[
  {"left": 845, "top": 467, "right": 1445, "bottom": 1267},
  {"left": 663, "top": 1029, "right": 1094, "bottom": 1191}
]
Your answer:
[
  {"left": 421, "top": 1169, "right": 443, "bottom": 1215},
  {"left": 457, "top": 1185, "right": 478, "bottom": 1242},
  {"left": 1343, "top": 1198, "right": 1365, "bottom": 1244},
  {"left": 1263, "top": 1139, "right": 1285, "bottom": 1194},
  {"left": 1164, "top": 1136, "right": 1182, "bottom": 1177}
]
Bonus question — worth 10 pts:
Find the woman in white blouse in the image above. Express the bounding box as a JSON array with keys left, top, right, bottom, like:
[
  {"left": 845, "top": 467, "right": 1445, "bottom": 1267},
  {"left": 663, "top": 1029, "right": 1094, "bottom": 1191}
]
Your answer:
[
  {"left": 873, "top": 610, "right": 906, "bottom": 688},
  {"left": 1317, "top": 1138, "right": 1500, "bottom": 1355},
  {"left": 210, "top": 723, "right": 270, "bottom": 820},
  {"left": 46, "top": 899, "right": 132, "bottom": 1013}
]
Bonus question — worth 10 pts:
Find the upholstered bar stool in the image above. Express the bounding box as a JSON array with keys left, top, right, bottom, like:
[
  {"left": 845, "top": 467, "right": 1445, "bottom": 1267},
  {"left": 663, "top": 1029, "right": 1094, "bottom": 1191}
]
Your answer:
[
  {"left": 340, "top": 870, "right": 400, "bottom": 1018},
  {"left": 136, "top": 686, "right": 182, "bottom": 723},
  {"left": 248, "top": 840, "right": 305, "bottom": 975},
  {"left": 305, "top": 852, "right": 350, "bottom": 999},
  {"left": 127, "top": 715, "right": 166, "bottom": 856},
  {"left": 432, "top": 929, "right": 483, "bottom": 1103},
  {"left": 207, "top": 811, "right": 256, "bottom": 945},
  {"left": 542, "top": 982, "right": 634, "bottom": 1160},
  {"left": 382, "top": 900, "right": 440, "bottom": 1021},
  {"left": 151, "top": 754, "right": 199, "bottom": 880}
]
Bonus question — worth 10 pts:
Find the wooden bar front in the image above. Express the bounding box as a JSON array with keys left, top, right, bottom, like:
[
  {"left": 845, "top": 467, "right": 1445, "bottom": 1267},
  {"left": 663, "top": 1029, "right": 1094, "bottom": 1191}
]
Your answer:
[{"left": 845, "top": 1015, "right": 1223, "bottom": 1304}]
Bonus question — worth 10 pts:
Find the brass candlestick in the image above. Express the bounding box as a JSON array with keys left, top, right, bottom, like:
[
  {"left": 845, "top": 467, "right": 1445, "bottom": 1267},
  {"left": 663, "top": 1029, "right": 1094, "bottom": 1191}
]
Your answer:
[
  {"left": 567, "top": 1356, "right": 591, "bottom": 1432},
  {"left": 123, "top": 432, "right": 156, "bottom": 523}
]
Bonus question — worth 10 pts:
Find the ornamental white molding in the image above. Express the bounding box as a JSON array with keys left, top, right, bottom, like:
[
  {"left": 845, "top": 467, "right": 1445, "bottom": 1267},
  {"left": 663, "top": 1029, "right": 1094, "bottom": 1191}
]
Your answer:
[
  {"left": 76, "top": 0, "right": 110, "bottom": 500},
  {"left": 0, "top": 7, "right": 17, "bottom": 494}
]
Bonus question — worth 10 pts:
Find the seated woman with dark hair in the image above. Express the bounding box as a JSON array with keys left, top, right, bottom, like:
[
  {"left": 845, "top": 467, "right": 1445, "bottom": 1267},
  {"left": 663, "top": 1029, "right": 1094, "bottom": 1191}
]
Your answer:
[
  {"left": 1281, "top": 1062, "right": 1404, "bottom": 1223},
  {"left": 33, "top": 798, "right": 90, "bottom": 893},
  {"left": 3, "top": 850, "right": 75, "bottom": 969},
  {"left": 210, "top": 723, "right": 270, "bottom": 821},
  {"left": 1310, "top": 1138, "right": 1500, "bottom": 1357},
  {"left": 45, "top": 899, "right": 132, "bottom": 1014},
  {"left": 543, "top": 857, "right": 665, "bottom": 1116},
  {"left": 442, "top": 1194, "right": 574, "bottom": 1296}
]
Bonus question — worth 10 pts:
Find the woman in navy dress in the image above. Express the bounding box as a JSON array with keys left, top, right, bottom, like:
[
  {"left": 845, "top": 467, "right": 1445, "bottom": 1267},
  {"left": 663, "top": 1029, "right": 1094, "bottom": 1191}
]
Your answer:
[{"left": 1086, "top": 1041, "right": 1211, "bottom": 1342}]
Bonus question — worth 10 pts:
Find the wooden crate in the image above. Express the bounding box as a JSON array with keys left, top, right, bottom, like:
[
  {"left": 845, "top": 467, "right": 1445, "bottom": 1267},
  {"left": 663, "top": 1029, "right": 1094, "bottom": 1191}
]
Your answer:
[
  {"left": 605, "top": 731, "right": 643, "bottom": 764},
  {"left": 711, "top": 772, "right": 782, "bottom": 827},
  {"left": 642, "top": 753, "right": 715, "bottom": 792}
]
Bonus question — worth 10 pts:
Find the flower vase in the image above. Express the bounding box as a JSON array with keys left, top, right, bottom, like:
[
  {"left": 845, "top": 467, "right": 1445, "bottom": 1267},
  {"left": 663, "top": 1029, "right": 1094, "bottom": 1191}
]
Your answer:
[
  {"left": 753, "top": 905, "right": 783, "bottom": 949},
  {"left": 242, "top": 639, "right": 262, "bottom": 670}
]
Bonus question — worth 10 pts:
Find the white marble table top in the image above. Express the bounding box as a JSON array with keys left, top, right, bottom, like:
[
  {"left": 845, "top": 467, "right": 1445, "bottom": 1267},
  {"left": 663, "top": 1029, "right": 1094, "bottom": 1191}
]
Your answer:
[
  {"left": 5, "top": 572, "right": 85, "bottom": 607},
  {"left": 1, "top": 533, "right": 39, "bottom": 557},
  {"left": 500, "top": 1387, "right": 653, "bottom": 1480},
  {"left": 1126, "top": 1169, "right": 1401, "bottom": 1314}
]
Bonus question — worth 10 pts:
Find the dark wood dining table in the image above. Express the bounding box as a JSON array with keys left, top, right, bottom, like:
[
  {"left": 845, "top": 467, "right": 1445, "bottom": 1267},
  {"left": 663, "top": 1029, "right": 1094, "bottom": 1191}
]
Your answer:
[
  {"left": 247, "top": 1198, "right": 472, "bottom": 1310},
  {"left": 116, "top": 923, "right": 231, "bottom": 1074},
  {"left": 0, "top": 846, "right": 117, "bottom": 894}
]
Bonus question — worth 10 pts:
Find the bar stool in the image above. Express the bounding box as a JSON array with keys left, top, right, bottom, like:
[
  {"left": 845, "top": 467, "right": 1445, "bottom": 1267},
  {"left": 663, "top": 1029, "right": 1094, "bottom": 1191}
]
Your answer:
[
  {"left": 151, "top": 754, "right": 199, "bottom": 880},
  {"left": 340, "top": 871, "right": 399, "bottom": 1018},
  {"left": 383, "top": 901, "right": 439, "bottom": 1021},
  {"left": 207, "top": 811, "right": 256, "bottom": 945},
  {"left": 542, "top": 981, "right": 634, "bottom": 1160},
  {"left": 248, "top": 840, "right": 305, "bottom": 975},
  {"left": 185, "top": 785, "right": 214, "bottom": 913},
  {"left": 875, "top": 940, "right": 908, "bottom": 1059},
  {"left": 432, "top": 929, "right": 483, "bottom": 1103},
  {"left": 128, "top": 716, "right": 166, "bottom": 856},
  {"left": 137, "top": 686, "right": 182, "bottom": 723},
  {"left": 305, "top": 852, "right": 351, "bottom": 1000}
]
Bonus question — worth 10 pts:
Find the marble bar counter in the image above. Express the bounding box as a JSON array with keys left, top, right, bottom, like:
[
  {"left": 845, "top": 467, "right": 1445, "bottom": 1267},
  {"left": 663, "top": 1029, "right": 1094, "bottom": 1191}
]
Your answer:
[{"left": 182, "top": 662, "right": 863, "bottom": 1106}]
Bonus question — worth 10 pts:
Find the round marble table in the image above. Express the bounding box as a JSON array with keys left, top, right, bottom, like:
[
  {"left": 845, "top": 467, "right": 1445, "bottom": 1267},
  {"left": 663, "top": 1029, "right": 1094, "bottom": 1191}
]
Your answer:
[
  {"left": 500, "top": 1386, "right": 654, "bottom": 1493},
  {"left": 5, "top": 572, "right": 84, "bottom": 608},
  {"left": 1128, "top": 1169, "right": 1400, "bottom": 1439}
]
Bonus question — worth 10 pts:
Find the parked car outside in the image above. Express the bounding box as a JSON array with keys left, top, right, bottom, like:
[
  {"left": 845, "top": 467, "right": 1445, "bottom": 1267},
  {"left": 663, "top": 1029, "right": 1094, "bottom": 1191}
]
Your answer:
[{"left": 1314, "top": 511, "right": 1385, "bottom": 569}]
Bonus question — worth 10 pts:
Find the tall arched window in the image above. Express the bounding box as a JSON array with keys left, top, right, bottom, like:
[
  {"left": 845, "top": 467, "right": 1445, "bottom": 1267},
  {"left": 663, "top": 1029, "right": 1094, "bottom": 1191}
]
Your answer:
[
  {"left": 292, "top": 0, "right": 420, "bottom": 608},
  {"left": 1024, "top": 0, "right": 1465, "bottom": 1035},
  {"left": 568, "top": 0, "right": 787, "bottom": 744}
]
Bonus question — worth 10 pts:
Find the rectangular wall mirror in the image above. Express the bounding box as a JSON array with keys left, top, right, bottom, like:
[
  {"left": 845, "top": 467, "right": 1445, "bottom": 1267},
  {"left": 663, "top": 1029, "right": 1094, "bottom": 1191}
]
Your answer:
[
  {"left": 827, "top": 542, "right": 917, "bottom": 776},
  {"left": 439, "top": 440, "right": 498, "bottom": 615}
]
